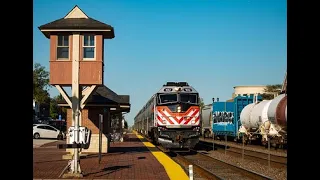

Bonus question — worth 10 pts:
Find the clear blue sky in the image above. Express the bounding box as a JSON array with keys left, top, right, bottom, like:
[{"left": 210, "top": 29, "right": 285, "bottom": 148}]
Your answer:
[{"left": 33, "top": 0, "right": 287, "bottom": 126}]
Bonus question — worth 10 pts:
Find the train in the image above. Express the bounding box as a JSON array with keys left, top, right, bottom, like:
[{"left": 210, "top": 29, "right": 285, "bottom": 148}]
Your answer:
[
  {"left": 211, "top": 95, "right": 261, "bottom": 142},
  {"left": 239, "top": 93, "right": 287, "bottom": 147},
  {"left": 201, "top": 104, "right": 213, "bottom": 138},
  {"left": 134, "top": 82, "right": 201, "bottom": 149},
  {"left": 201, "top": 93, "right": 287, "bottom": 148}
]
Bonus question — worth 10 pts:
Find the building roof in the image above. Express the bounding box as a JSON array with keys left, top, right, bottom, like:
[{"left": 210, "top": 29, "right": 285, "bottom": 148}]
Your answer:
[
  {"left": 58, "top": 85, "right": 130, "bottom": 113},
  {"left": 233, "top": 85, "right": 266, "bottom": 88},
  {"left": 38, "top": 5, "right": 114, "bottom": 39}
]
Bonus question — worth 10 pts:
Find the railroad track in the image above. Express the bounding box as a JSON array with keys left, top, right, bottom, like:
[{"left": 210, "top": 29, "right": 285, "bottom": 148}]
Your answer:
[
  {"left": 199, "top": 138, "right": 287, "bottom": 154},
  {"left": 171, "top": 150, "right": 273, "bottom": 180},
  {"left": 197, "top": 141, "right": 287, "bottom": 169},
  {"left": 139, "top": 133, "right": 273, "bottom": 180}
]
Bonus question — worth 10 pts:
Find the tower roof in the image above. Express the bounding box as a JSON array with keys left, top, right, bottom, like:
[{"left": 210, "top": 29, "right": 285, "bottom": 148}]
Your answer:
[{"left": 38, "top": 5, "right": 114, "bottom": 39}]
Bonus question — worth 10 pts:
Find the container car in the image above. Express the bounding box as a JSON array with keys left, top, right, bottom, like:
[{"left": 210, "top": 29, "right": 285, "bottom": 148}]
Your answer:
[{"left": 211, "top": 95, "right": 261, "bottom": 143}]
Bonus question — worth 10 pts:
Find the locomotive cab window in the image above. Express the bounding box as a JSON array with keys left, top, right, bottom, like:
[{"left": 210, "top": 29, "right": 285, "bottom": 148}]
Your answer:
[
  {"left": 180, "top": 94, "right": 198, "bottom": 104},
  {"left": 158, "top": 94, "right": 178, "bottom": 104}
]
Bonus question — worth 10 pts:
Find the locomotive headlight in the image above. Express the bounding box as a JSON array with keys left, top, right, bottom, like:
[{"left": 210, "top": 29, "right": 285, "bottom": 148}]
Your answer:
[
  {"left": 191, "top": 120, "right": 196, "bottom": 124},
  {"left": 177, "top": 106, "right": 181, "bottom": 113}
]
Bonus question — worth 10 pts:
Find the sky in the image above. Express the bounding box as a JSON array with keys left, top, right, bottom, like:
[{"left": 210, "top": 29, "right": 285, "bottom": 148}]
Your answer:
[{"left": 33, "top": 0, "right": 287, "bottom": 126}]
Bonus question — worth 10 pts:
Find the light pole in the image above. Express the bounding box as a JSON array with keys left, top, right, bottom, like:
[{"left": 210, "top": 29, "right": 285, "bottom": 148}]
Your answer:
[{"left": 212, "top": 97, "right": 215, "bottom": 151}]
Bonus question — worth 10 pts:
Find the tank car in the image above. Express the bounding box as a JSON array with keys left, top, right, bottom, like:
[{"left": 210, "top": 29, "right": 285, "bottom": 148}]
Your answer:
[
  {"left": 134, "top": 82, "right": 201, "bottom": 149},
  {"left": 201, "top": 104, "right": 213, "bottom": 138},
  {"left": 239, "top": 93, "right": 287, "bottom": 147}
]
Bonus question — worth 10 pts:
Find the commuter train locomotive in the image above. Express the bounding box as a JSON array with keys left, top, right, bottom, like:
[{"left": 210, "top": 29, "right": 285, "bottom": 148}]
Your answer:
[{"left": 134, "top": 82, "right": 201, "bottom": 149}]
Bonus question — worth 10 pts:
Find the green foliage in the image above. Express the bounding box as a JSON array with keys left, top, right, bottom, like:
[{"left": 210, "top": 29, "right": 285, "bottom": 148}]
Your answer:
[
  {"left": 264, "top": 84, "right": 282, "bottom": 93},
  {"left": 50, "top": 98, "right": 58, "bottom": 119},
  {"left": 199, "top": 97, "right": 205, "bottom": 109},
  {"left": 261, "top": 84, "right": 282, "bottom": 100},
  {"left": 261, "top": 93, "right": 275, "bottom": 100},
  {"left": 50, "top": 94, "right": 67, "bottom": 119},
  {"left": 33, "top": 63, "right": 50, "bottom": 104},
  {"left": 124, "top": 120, "right": 128, "bottom": 129}
]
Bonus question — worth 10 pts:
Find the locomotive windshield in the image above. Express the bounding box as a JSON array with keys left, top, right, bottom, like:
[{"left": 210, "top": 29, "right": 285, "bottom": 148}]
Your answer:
[
  {"left": 180, "top": 94, "right": 198, "bottom": 104},
  {"left": 159, "top": 94, "right": 178, "bottom": 104},
  {"left": 158, "top": 93, "right": 198, "bottom": 105}
]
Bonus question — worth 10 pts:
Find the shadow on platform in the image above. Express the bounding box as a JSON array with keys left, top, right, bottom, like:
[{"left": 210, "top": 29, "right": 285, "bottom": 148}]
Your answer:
[
  {"left": 124, "top": 137, "right": 148, "bottom": 142},
  {"left": 83, "top": 165, "right": 132, "bottom": 177},
  {"left": 108, "top": 146, "right": 160, "bottom": 154},
  {"left": 34, "top": 159, "right": 67, "bottom": 164}
]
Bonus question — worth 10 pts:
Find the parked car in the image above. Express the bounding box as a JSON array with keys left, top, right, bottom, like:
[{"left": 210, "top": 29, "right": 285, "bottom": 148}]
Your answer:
[
  {"left": 33, "top": 124, "right": 65, "bottom": 140},
  {"left": 47, "top": 120, "right": 66, "bottom": 133}
]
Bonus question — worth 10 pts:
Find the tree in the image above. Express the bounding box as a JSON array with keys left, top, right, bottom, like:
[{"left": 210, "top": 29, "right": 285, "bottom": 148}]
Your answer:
[
  {"left": 199, "top": 97, "right": 205, "bottom": 109},
  {"left": 50, "top": 97, "right": 58, "bottom": 119},
  {"left": 55, "top": 94, "right": 67, "bottom": 117},
  {"left": 261, "top": 84, "right": 282, "bottom": 100},
  {"left": 124, "top": 120, "right": 128, "bottom": 129},
  {"left": 33, "top": 63, "right": 50, "bottom": 104},
  {"left": 50, "top": 94, "right": 67, "bottom": 119}
]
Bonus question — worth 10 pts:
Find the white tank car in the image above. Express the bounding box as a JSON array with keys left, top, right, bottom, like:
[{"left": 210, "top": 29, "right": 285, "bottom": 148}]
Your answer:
[
  {"left": 267, "top": 94, "right": 287, "bottom": 128},
  {"left": 239, "top": 94, "right": 287, "bottom": 146},
  {"left": 285, "top": 106, "right": 287, "bottom": 121},
  {"left": 240, "top": 100, "right": 272, "bottom": 130},
  {"left": 201, "top": 105, "right": 212, "bottom": 128},
  {"left": 201, "top": 104, "right": 212, "bottom": 137}
]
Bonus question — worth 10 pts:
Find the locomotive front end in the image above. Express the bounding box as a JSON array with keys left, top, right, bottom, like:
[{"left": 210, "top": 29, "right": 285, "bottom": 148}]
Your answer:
[{"left": 155, "top": 82, "right": 201, "bottom": 149}]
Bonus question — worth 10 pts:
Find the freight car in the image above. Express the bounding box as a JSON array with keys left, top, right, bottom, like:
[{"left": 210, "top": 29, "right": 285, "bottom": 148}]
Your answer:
[
  {"left": 134, "top": 82, "right": 201, "bottom": 149},
  {"left": 211, "top": 95, "right": 262, "bottom": 143},
  {"left": 201, "top": 104, "right": 213, "bottom": 138},
  {"left": 239, "top": 93, "right": 287, "bottom": 148}
]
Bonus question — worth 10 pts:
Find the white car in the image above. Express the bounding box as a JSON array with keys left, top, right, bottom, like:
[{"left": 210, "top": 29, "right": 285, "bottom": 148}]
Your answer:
[{"left": 33, "top": 124, "right": 65, "bottom": 140}]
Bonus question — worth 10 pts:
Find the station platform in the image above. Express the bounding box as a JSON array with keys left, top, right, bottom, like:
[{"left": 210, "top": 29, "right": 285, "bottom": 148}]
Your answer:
[{"left": 33, "top": 132, "right": 189, "bottom": 179}]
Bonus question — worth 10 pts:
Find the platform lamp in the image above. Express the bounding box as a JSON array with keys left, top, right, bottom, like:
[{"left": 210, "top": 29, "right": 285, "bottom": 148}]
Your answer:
[{"left": 212, "top": 97, "right": 215, "bottom": 151}]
